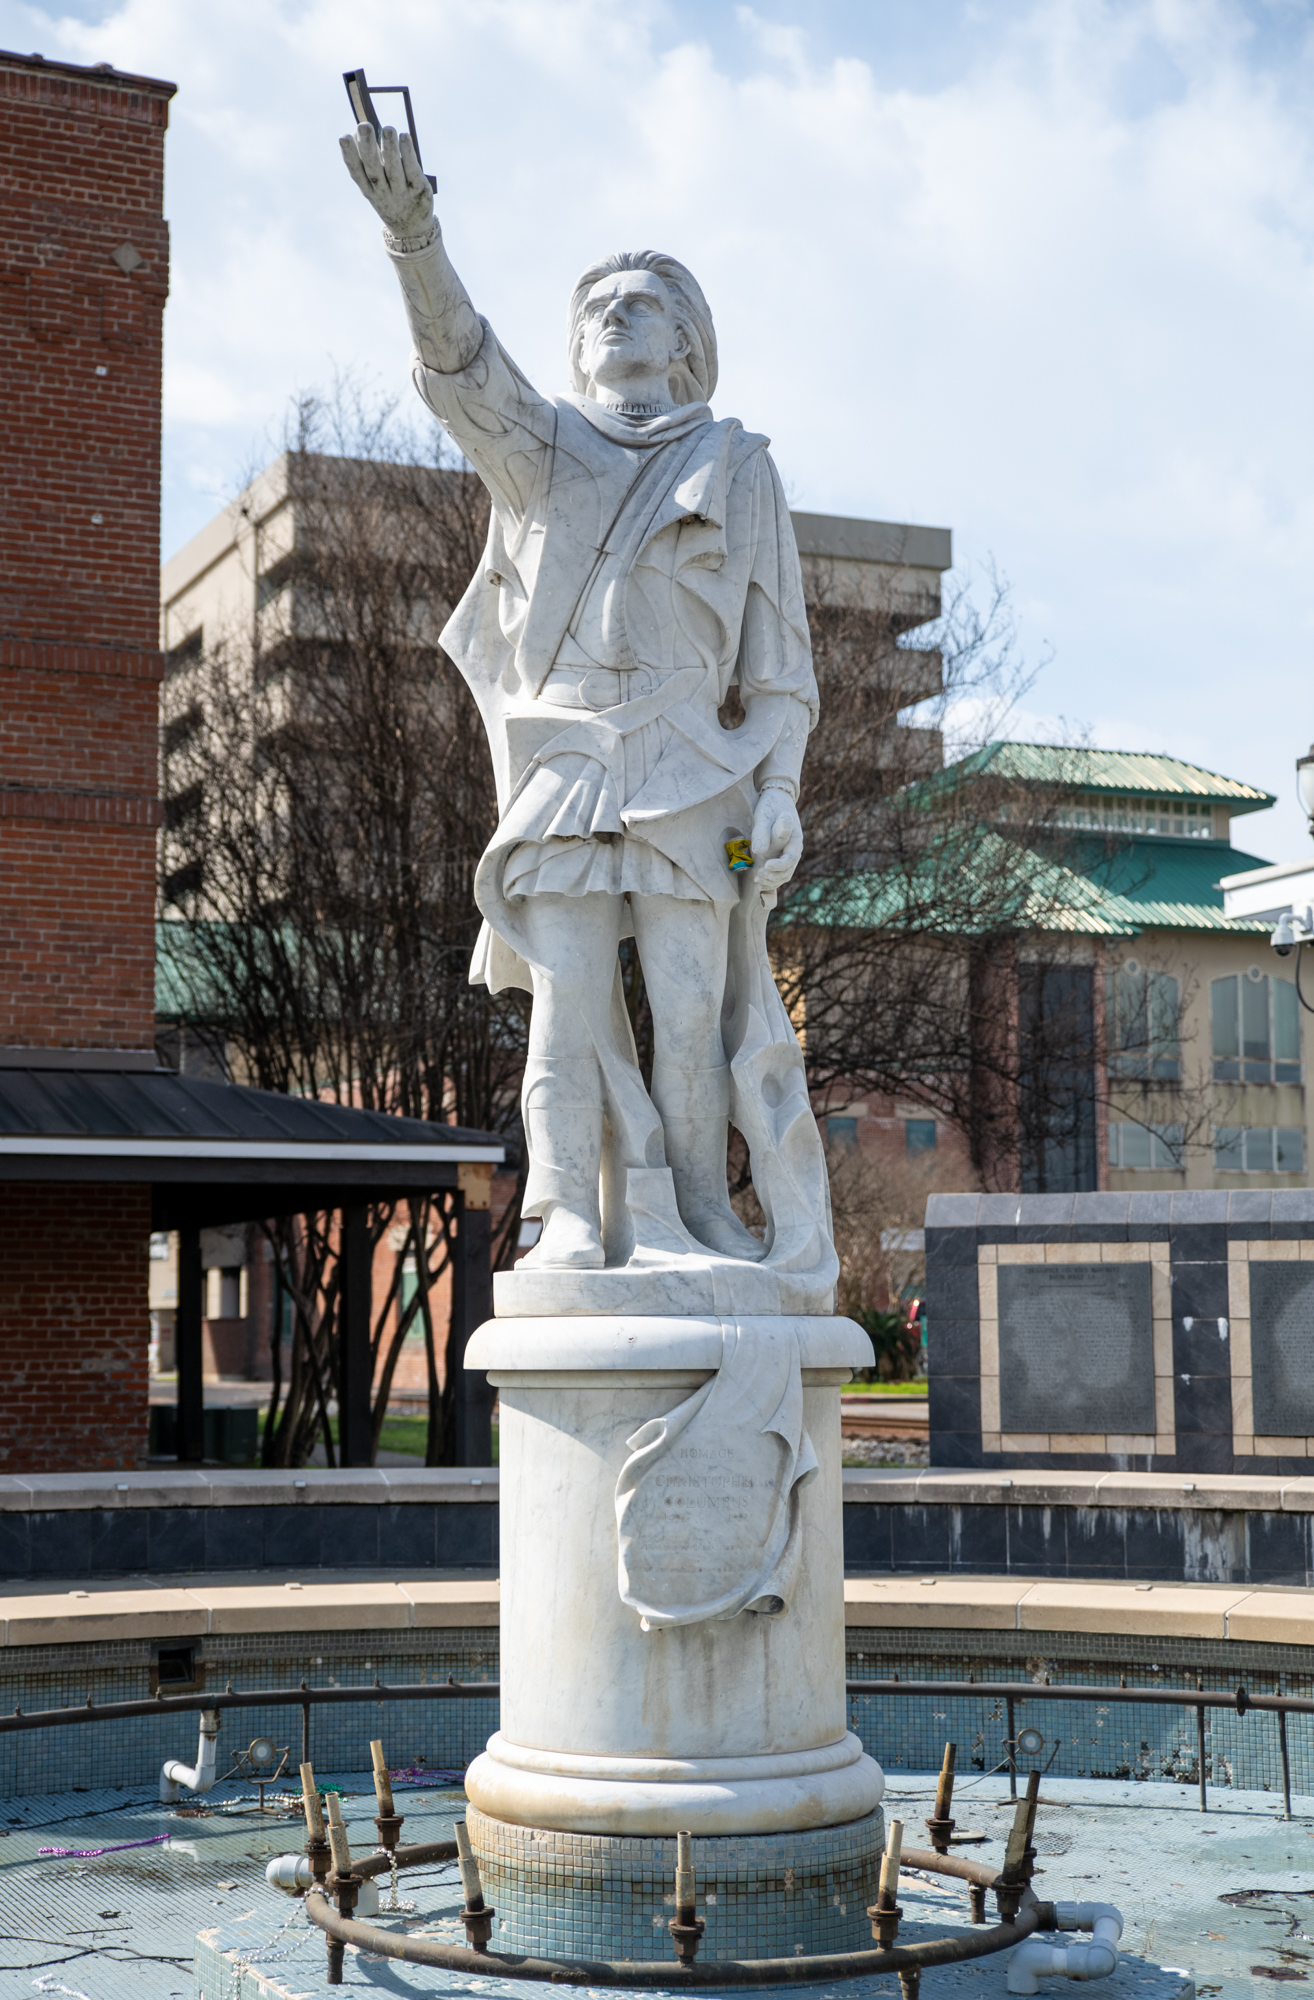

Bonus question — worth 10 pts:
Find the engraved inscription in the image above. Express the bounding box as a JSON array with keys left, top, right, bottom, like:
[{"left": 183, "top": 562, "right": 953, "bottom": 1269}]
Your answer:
[
  {"left": 998, "top": 1263, "right": 1155, "bottom": 1436},
  {"left": 1249, "top": 1263, "right": 1314, "bottom": 1435}
]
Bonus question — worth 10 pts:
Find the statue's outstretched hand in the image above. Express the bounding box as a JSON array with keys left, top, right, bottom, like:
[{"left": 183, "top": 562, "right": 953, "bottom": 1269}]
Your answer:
[
  {"left": 339, "top": 122, "right": 434, "bottom": 241},
  {"left": 751, "top": 791, "right": 804, "bottom": 896}
]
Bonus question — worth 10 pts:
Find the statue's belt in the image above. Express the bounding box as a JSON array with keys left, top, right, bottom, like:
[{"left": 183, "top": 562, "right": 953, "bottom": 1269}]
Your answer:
[{"left": 503, "top": 666, "right": 707, "bottom": 797}]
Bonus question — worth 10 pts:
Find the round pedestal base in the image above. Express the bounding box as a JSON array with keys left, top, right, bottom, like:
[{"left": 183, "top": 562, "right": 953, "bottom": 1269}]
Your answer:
[
  {"left": 467, "top": 1803, "right": 887, "bottom": 1962},
  {"left": 466, "top": 1730, "right": 884, "bottom": 1836}
]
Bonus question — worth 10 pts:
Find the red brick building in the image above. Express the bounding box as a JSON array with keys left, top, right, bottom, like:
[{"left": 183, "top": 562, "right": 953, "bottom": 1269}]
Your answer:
[
  {"left": 1, "top": 51, "right": 171, "bottom": 1050},
  {"left": 0, "top": 50, "right": 175, "bottom": 1471}
]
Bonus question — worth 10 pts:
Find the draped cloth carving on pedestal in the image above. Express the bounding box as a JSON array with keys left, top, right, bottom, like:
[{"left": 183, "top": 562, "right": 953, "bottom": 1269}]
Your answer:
[{"left": 615, "top": 1318, "right": 818, "bottom": 1630}]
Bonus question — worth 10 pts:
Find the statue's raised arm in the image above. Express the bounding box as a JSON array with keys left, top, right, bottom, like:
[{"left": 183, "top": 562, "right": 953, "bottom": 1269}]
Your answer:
[{"left": 339, "top": 123, "right": 482, "bottom": 374}]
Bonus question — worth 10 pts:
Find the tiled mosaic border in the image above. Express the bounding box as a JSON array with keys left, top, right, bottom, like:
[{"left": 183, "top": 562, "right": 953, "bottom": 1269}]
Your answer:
[{"left": 467, "top": 1803, "right": 886, "bottom": 1961}]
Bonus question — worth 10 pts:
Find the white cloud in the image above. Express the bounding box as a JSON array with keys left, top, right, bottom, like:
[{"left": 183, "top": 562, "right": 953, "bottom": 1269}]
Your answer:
[{"left": 5, "top": 0, "right": 1314, "bottom": 852}]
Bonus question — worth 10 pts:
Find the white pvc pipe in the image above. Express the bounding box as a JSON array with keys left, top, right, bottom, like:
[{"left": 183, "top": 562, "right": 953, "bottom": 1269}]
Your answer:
[
  {"left": 1008, "top": 1902, "right": 1123, "bottom": 1994},
  {"left": 265, "top": 1853, "right": 378, "bottom": 1913},
  {"left": 159, "top": 1708, "right": 221, "bottom": 1804}
]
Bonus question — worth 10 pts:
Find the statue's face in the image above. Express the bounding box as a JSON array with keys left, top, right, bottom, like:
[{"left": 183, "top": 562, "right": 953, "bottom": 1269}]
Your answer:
[{"left": 578, "top": 269, "right": 688, "bottom": 396}]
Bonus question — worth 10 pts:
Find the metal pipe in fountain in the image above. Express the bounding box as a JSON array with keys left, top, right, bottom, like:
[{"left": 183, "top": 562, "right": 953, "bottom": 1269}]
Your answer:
[{"left": 159, "top": 1707, "right": 220, "bottom": 1803}]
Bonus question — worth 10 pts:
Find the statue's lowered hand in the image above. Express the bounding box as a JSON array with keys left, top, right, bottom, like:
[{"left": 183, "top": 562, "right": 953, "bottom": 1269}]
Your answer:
[
  {"left": 751, "top": 792, "right": 804, "bottom": 895},
  {"left": 339, "top": 122, "right": 435, "bottom": 241}
]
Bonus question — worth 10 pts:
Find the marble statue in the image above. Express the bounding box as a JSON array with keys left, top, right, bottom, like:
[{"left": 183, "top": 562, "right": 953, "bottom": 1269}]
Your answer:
[
  {"left": 340, "top": 120, "right": 882, "bottom": 1879},
  {"left": 341, "top": 124, "right": 837, "bottom": 1310}
]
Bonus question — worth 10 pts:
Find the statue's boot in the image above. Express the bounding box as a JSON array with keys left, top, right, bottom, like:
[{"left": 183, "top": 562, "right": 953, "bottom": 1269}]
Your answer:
[
  {"left": 519, "top": 1058, "right": 605, "bottom": 1270},
  {"left": 650, "top": 1061, "right": 766, "bottom": 1262}
]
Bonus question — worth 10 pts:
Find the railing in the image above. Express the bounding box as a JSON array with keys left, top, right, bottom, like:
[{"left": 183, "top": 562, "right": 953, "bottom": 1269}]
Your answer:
[
  {"left": 847, "top": 1676, "right": 1314, "bottom": 1816},
  {"left": 0, "top": 1673, "right": 1308, "bottom": 1817},
  {"left": 0, "top": 1677, "right": 498, "bottom": 1769}
]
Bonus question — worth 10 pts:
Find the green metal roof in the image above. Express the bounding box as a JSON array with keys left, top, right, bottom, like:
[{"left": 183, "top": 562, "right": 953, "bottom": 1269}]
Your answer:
[
  {"left": 1043, "top": 834, "right": 1271, "bottom": 909},
  {"left": 801, "top": 833, "right": 1277, "bottom": 939},
  {"left": 797, "top": 828, "right": 1138, "bottom": 938},
  {"left": 955, "top": 742, "right": 1277, "bottom": 814}
]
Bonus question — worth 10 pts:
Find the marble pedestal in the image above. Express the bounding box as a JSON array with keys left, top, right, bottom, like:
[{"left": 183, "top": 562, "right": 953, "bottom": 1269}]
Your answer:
[
  {"left": 464, "top": 1313, "right": 883, "bottom": 1837},
  {"left": 462, "top": 1311, "right": 884, "bottom": 1959}
]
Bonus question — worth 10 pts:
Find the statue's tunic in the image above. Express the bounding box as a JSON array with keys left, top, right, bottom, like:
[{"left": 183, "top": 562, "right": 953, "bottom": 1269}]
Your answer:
[
  {"left": 414, "top": 322, "right": 817, "bottom": 995},
  {"left": 411, "top": 318, "right": 837, "bottom": 1296}
]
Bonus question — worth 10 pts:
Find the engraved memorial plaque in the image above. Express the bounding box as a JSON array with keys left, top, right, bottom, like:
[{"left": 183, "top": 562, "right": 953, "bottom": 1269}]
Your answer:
[
  {"left": 998, "top": 1263, "right": 1155, "bottom": 1436},
  {"left": 1249, "top": 1263, "right": 1314, "bottom": 1435}
]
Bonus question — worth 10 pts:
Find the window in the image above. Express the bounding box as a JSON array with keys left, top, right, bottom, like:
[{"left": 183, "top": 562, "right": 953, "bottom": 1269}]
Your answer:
[
  {"left": 163, "top": 860, "right": 203, "bottom": 903},
  {"left": 905, "top": 1119, "right": 937, "bottom": 1155},
  {"left": 1109, "top": 1122, "right": 1183, "bottom": 1170},
  {"left": 163, "top": 703, "right": 202, "bottom": 757},
  {"left": 256, "top": 551, "right": 297, "bottom": 610},
  {"left": 825, "top": 1116, "right": 858, "bottom": 1149},
  {"left": 1053, "top": 793, "right": 1214, "bottom": 838},
  {"left": 163, "top": 783, "right": 203, "bottom": 831},
  {"left": 1214, "top": 1126, "right": 1306, "bottom": 1173},
  {"left": 1107, "top": 963, "right": 1180, "bottom": 1079},
  {"left": 1212, "top": 971, "right": 1301, "bottom": 1083},
  {"left": 164, "top": 626, "right": 203, "bottom": 675}
]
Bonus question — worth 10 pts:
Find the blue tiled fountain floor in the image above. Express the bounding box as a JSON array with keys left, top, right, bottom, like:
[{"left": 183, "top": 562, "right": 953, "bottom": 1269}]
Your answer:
[{"left": 10, "top": 1768, "right": 1314, "bottom": 2000}]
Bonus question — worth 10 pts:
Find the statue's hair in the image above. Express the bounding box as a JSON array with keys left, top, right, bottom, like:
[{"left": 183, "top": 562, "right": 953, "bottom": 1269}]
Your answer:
[{"left": 567, "top": 250, "right": 717, "bottom": 406}]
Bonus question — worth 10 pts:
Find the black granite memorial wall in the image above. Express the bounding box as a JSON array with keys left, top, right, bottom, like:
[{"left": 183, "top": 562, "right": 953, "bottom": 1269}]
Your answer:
[{"left": 924, "top": 1189, "right": 1314, "bottom": 1473}]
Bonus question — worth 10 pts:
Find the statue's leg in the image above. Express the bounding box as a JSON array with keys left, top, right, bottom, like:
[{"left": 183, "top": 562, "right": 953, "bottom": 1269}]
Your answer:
[
  {"left": 517, "top": 890, "right": 624, "bottom": 1270},
  {"left": 631, "top": 893, "right": 764, "bottom": 1262}
]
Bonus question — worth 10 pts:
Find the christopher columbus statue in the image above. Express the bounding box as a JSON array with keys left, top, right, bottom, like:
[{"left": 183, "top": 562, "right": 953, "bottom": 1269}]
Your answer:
[{"left": 342, "top": 123, "right": 836, "bottom": 1304}]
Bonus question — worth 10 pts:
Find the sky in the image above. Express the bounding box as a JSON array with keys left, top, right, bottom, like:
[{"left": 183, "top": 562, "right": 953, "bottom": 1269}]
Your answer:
[{"left": 6, "top": 0, "right": 1314, "bottom": 857}]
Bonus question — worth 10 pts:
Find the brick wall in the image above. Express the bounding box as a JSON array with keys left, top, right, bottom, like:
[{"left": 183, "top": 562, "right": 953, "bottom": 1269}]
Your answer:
[
  {"left": 0, "top": 53, "right": 174, "bottom": 1049},
  {"left": 0, "top": 1182, "right": 150, "bottom": 1471}
]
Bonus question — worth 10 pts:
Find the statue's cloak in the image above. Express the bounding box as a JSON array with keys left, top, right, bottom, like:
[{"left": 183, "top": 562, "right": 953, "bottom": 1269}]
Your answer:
[{"left": 415, "top": 323, "right": 837, "bottom": 1292}]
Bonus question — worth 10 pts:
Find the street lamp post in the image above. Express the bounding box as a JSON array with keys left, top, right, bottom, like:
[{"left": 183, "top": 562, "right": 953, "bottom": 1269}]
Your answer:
[
  {"left": 1270, "top": 745, "right": 1314, "bottom": 1009},
  {"left": 1299, "top": 744, "right": 1314, "bottom": 837}
]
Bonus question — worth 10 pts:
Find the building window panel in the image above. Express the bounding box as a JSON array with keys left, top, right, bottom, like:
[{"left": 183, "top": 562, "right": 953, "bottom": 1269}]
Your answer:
[
  {"left": 165, "top": 626, "right": 203, "bottom": 675},
  {"left": 1214, "top": 1125, "right": 1306, "bottom": 1173},
  {"left": 1108, "top": 965, "right": 1180, "bottom": 1080},
  {"left": 825, "top": 1116, "right": 858, "bottom": 1150},
  {"left": 1274, "top": 977, "right": 1300, "bottom": 1064},
  {"left": 1109, "top": 1122, "right": 1183, "bottom": 1171},
  {"left": 1057, "top": 794, "right": 1213, "bottom": 838},
  {"left": 1241, "top": 972, "right": 1271, "bottom": 1063},
  {"left": 905, "top": 1118, "right": 937, "bottom": 1156},
  {"left": 1211, "top": 975, "right": 1239, "bottom": 1078},
  {"left": 1211, "top": 973, "right": 1300, "bottom": 1085}
]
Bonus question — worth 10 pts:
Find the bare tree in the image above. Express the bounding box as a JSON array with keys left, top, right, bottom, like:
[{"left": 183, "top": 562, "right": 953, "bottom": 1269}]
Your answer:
[{"left": 159, "top": 387, "right": 528, "bottom": 1464}]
